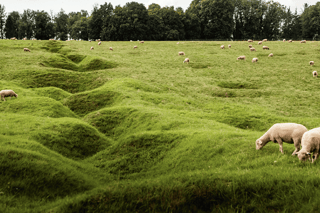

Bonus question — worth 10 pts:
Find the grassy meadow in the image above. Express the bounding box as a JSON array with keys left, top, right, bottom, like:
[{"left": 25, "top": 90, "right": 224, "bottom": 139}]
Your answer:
[{"left": 2, "top": 39, "right": 320, "bottom": 212}]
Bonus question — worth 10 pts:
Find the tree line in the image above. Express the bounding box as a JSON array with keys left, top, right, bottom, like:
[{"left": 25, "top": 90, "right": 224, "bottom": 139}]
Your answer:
[{"left": 0, "top": 0, "right": 318, "bottom": 41}]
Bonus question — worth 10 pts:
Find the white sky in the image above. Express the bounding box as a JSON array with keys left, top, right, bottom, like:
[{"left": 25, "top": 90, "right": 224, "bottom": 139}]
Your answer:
[{"left": 0, "top": 0, "right": 318, "bottom": 15}]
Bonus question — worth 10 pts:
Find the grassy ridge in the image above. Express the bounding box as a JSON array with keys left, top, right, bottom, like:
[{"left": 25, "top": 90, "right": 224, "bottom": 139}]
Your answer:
[{"left": 1, "top": 39, "right": 320, "bottom": 212}]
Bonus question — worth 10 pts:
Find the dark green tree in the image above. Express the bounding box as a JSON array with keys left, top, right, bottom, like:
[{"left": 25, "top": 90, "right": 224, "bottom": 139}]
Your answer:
[
  {"left": 54, "top": 9, "right": 68, "bottom": 40},
  {"left": 19, "top": 9, "right": 35, "bottom": 39},
  {"left": 34, "top": 10, "right": 55, "bottom": 40},
  {"left": 0, "top": 4, "right": 5, "bottom": 39},
  {"left": 4, "top": 11, "right": 20, "bottom": 39}
]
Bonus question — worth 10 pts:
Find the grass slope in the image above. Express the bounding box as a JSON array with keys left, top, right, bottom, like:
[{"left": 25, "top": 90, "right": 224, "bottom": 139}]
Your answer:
[{"left": 2, "top": 39, "right": 320, "bottom": 212}]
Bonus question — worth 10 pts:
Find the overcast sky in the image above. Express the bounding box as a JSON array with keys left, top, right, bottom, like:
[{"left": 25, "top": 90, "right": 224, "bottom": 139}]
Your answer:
[{"left": 1, "top": 0, "right": 318, "bottom": 15}]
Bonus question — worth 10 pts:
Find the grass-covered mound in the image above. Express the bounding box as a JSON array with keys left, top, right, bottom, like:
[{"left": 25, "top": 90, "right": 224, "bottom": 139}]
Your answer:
[{"left": 32, "top": 86, "right": 72, "bottom": 101}]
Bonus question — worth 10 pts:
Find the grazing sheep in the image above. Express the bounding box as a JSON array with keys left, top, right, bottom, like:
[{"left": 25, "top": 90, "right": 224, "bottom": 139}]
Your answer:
[
  {"left": 296, "top": 127, "right": 320, "bottom": 163},
  {"left": 133, "top": 46, "right": 138, "bottom": 49},
  {"left": 177, "top": 42, "right": 179, "bottom": 44},
  {"left": 300, "top": 40, "right": 306, "bottom": 43},
  {"left": 248, "top": 39, "right": 253, "bottom": 42},
  {"left": 90, "top": 46, "right": 94, "bottom": 50},
  {"left": 23, "top": 48, "right": 31, "bottom": 52},
  {"left": 252, "top": 58, "right": 258, "bottom": 63},
  {"left": 237, "top": 56, "right": 246, "bottom": 60},
  {"left": 183, "top": 58, "right": 190, "bottom": 64},
  {"left": 263, "top": 46, "right": 269, "bottom": 50},
  {"left": 288, "top": 40, "right": 292, "bottom": 43},
  {"left": 10, "top": 37, "right": 16, "bottom": 40},
  {"left": 140, "top": 41, "right": 144, "bottom": 43},
  {"left": 109, "top": 47, "right": 113, "bottom": 51},
  {"left": 263, "top": 39, "right": 267, "bottom": 42},
  {"left": 0, "top": 90, "right": 18, "bottom": 101},
  {"left": 228, "top": 44, "right": 231, "bottom": 48},
  {"left": 256, "top": 123, "right": 308, "bottom": 155},
  {"left": 220, "top": 45, "right": 225, "bottom": 49},
  {"left": 49, "top": 39, "right": 54, "bottom": 40},
  {"left": 313, "top": 71, "right": 318, "bottom": 77},
  {"left": 178, "top": 51, "right": 185, "bottom": 55},
  {"left": 98, "top": 41, "right": 101, "bottom": 45},
  {"left": 249, "top": 45, "right": 253, "bottom": 48},
  {"left": 258, "top": 41, "right": 262, "bottom": 45},
  {"left": 23, "top": 38, "right": 27, "bottom": 40},
  {"left": 310, "top": 61, "right": 315, "bottom": 66},
  {"left": 283, "top": 39, "right": 286, "bottom": 42},
  {"left": 250, "top": 47, "right": 256, "bottom": 52},
  {"left": 268, "top": 53, "right": 273, "bottom": 57}
]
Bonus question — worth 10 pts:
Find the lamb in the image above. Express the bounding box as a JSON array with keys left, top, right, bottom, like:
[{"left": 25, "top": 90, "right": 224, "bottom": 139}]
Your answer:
[
  {"left": 258, "top": 41, "right": 262, "bottom": 45},
  {"left": 250, "top": 47, "right": 256, "bottom": 52},
  {"left": 256, "top": 123, "right": 308, "bottom": 155},
  {"left": 248, "top": 39, "right": 253, "bottom": 42},
  {"left": 310, "top": 61, "right": 315, "bottom": 66},
  {"left": 90, "top": 46, "right": 94, "bottom": 50},
  {"left": 300, "top": 40, "right": 306, "bottom": 43},
  {"left": 98, "top": 41, "right": 101, "bottom": 45},
  {"left": 252, "top": 58, "right": 258, "bottom": 63},
  {"left": 313, "top": 71, "right": 318, "bottom": 77},
  {"left": 0, "top": 90, "right": 18, "bottom": 101},
  {"left": 178, "top": 51, "right": 185, "bottom": 55},
  {"left": 296, "top": 127, "right": 320, "bottom": 163},
  {"left": 220, "top": 45, "right": 225, "bottom": 49},
  {"left": 237, "top": 56, "right": 246, "bottom": 60},
  {"left": 228, "top": 44, "right": 231, "bottom": 48},
  {"left": 268, "top": 53, "right": 273, "bottom": 57},
  {"left": 263, "top": 46, "right": 269, "bottom": 50},
  {"left": 133, "top": 46, "right": 138, "bottom": 49},
  {"left": 23, "top": 48, "right": 31, "bottom": 52},
  {"left": 109, "top": 47, "right": 113, "bottom": 51},
  {"left": 183, "top": 58, "right": 190, "bottom": 64},
  {"left": 249, "top": 45, "right": 253, "bottom": 48}
]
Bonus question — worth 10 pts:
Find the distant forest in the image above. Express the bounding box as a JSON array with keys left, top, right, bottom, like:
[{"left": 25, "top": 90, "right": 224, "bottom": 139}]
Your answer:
[{"left": 0, "top": 0, "right": 318, "bottom": 41}]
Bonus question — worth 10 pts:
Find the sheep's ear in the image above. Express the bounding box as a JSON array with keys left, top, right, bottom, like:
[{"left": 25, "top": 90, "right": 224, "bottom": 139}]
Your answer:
[{"left": 258, "top": 140, "right": 263, "bottom": 145}]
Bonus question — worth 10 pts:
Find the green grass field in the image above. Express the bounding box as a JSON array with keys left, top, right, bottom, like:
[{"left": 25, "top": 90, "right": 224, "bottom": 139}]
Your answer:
[{"left": 2, "top": 39, "right": 320, "bottom": 212}]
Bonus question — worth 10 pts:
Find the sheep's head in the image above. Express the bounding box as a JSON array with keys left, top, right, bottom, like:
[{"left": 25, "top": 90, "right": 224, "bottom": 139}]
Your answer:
[
  {"left": 14, "top": 93, "right": 18, "bottom": 98},
  {"left": 255, "top": 139, "right": 264, "bottom": 150},
  {"left": 296, "top": 151, "right": 311, "bottom": 162}
]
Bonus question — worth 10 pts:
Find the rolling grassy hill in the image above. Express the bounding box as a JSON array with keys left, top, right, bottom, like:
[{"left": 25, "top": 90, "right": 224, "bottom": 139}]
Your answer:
[{"left": 1, "top": 39, "right": 320, "bottom": 212}]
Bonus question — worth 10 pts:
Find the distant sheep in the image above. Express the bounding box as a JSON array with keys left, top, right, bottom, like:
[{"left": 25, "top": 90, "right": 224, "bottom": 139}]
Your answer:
[
  {"left": 283, "top": 39, "right": 286, "bottom": 42},
  {"left": 178, "top": 51, "right": 185, "bottom": 55},
  {"left": 313, "top": 71, "right": 318, "bottom": 77},
  {"left": 263, "top": 39, "right": 267, "bottom": 42},
  {"left": 109, "top": 47, "right": 113, "bottom": 51},
  {"left": 90, "top": 46, "right": 94, "bottom": 50},
  {"left": 220, "top": 45, "right": 225, "bottom": 49},
  {"left": 249, "top": 45, "right": 253, "bottom": 48},
  {"left": 248, "top": 39, "right": 253, "bottom": 42},
  {"left": 140, "top": 41, "right": 144, "bottom": 43},
  {"left": 98, "top": 42, "right": 101, "bottom": 45},
  {"left": 23, "top": 38, "right": 27, "bottom": 40},
  {"left": 288, "top": 40, "right": 292, "bottom": 43},
  {"left": 300, "top": 40, "right": 306, "bottom": 43},
  {"left": 250, "top": 47, "right": 256, "bottom": 52},
  {"left": 0, "top": 90, "right": 18, "bottom": 101},
  {"left": 296, "top": 127, "right": 320, "bottom": 163},
  {"left": 263, "top": 46, "right": 269, "bottom": 50},
  {"left": 256, "top": 123, "right": 308, "bottom": 155},
  {"left": 252, "top": 58, "right": 258, "bottom": 63},
  {"left": 49, "top": 39, "right": 54, "bottom": 41},
  {"left": 258, "top": 41, "right": 262, "bottom": 45},
  {"left": 310, "top": 61, "right": 315, "bottom": 66},
  {"left": 133, "top": 46, "right": 138, "bottom": 49},
  {"left": 177, "top": 42, "right": 179, "bottom": 44},
  {"left": 23, "top": 48, "right": 31, "bottom": 52},
  {"left": 268, "top": 53, "right": 273, "bottom": 57},
  {"left": 228, "top": 44, "right": 231, "bottom": 48},
  {"left": 10, "top": 37, "right": 16, "bottom": 40},
  {"left": 183, "top": 58, "right": 190, "bottom": 64},
  {"left": 237, "top": 56, "right": 246, "bottom": 60}
]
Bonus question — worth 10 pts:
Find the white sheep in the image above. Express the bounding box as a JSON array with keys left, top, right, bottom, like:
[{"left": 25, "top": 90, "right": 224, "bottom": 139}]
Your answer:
[
  {"left": 178, "top": 51, "right": 185, "bottom": 55},
  {"left": 313, "top": 71, "right": 318, "bottom": 77},
  {"left": 263, "top": 39, "right": 267, "bottom": 42},
  {"left": 109, "top": 47, "right": 113, "bottom": 51},
  {"left": 183, "top": 58, "right": 190, "bottom": 64},
  {"left": 249, "top": 45, "right": 253, "bottom": 48},
  {"left": 263, "top": 46, "right": 269, "bottom": 50},
  {"left": 228, "top": 44, "right": 231, "bottom": 48},
  {"left": 140, "top": 41, "right": 144, "bottom": 44},
  {"left": 310, "top": 61, "right": 315, "bottom": 66},
  {"left": 258, "top": 41, "right": 262, "bottom": 45},
  {"left": 268, "top": 53, "right": 273, "bottom": 57},
  {"left": 237, "top": 56, "right": 246, "bottom": 60},
  {"left": 288, "top": 40, "right": 292, "bottom": 43},
  {"left": 220, "top": 45, "right": 225, "bottom": 49},
  {"left": 98, "top": 41, "right": 101, "bottom": 45},
  {"left": 90, "top": 46, "right": 94, "bottom": 50},
  {"left": 177, "top": 42, "right": 179, "bottom": 44},
  {"left": 296, "top": 127, "right": 320, "bottom": 163},
  {"left": 283, "top": 39, "right": 286, "bottom": 42},
  {"left": 0, "top": 90, "right": 18, "bottom": 101},
  {"left": 256, "top": 123, "right": 308, "bottom": 155},
  {"left": 300, "top": 40, "right": 306, "bottom": 43},
  {"left": 252, "top": 58, "right": 258, "bottom": 63},
  {"left": 248, "top": 39, "right": 253, "bottom": 42},
  {"left": 23, "top": 48, "right": 31, "bottom": 52},
  {"left": 133, "top": 46, "right": 138, "bottom": 49},
  {"left": 250, "top": 47, "right": 256, "bottom": 52}
]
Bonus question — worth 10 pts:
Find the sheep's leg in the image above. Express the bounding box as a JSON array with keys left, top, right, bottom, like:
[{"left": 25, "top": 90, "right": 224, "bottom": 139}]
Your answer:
[
  {"left": 276, "top": 138, "right": 284, "bottom": 154},
  {"left": 292, "top": 139, "right": 301, "bottom": 156},
  {"left": 312, "top": 153, "right": 319, "bottom": 163}
]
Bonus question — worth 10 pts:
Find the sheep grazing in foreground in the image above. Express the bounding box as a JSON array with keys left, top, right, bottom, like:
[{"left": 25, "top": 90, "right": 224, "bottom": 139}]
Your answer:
[
  {"left": 296, "top": 127, "right": 320, "bottom": 163},
  {"left": 283, "top": 39, "right": 286, "bottom": 42},
  {"left": 178, "top": 51, "right": 185, "bottom": 55},
  {"left": 258, "top": 41, "right": 262, "bottom": 45},
  {"left": 0, "top": 90, "right": 18, "bottom": 101},
  {"left": 249, "top": 45, "right": 253, "bottom": 48},
  {"left": 248, "top": 39, "right": 253, "bottom": 42},
  {"left": 98, "top": 42, "right": 101, "bottom": 45},
  {"left": 256, "top": 123, "right": 308, "bottom": 155},
  {"left": 23, "top": 48, "right": 31, "bottom": 52},
  {"left": 228, "top": 44, "right": 231, "bottom": 48},
  {"left": 237, "top": 56, "right": 246, "bottom": 60},
  {"left": 268, "top": 53, "right": 273, "bottom": 57},
  {"left": 310, "top": 61, "right": 315, "bottom": 66},
  {"left": 140, "top": 41, "right": 144, "bottom": 43},
  {"left": 250, "top": 47, "right": 256, "bottom": 52},
  {"left": 183, "top": 58, "right": 190, "bottom": 64},
  {"left": 90, "top": 46, "right": 94, "bottom": 50},
  {"left": 133, "top": 46, "right": 138, "bottom": 49},
  {"left": 220, "top": 45, "right": 225, "bottom": 49},
  {"left": 252, "top": 58, "right": 258, "bottom": 63},
  {"left": 313, "top": 71, "right": 318, "bottom": 77},
  {"left": 109, "top": 47, "right": 113, "bottom": 51},
  {"left": 263, "top": 46, "right": 269, "bottom": 50},
  {"left": 288, "top": 40, "right": 292, "bottom": 43},
  {"left": 300, "top": 40, "right": 306, "bottom": 43}
]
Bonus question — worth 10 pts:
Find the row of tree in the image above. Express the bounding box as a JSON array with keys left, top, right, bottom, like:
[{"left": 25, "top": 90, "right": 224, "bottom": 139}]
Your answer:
[{"left": 0, "top": 1, "right": 317, "bottom": 41}]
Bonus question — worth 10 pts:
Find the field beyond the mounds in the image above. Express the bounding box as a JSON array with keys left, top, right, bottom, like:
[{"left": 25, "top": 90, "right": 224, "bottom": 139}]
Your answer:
[{"left": 2, "top": 39, "right": 320, "bottom": 212}]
